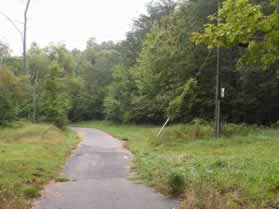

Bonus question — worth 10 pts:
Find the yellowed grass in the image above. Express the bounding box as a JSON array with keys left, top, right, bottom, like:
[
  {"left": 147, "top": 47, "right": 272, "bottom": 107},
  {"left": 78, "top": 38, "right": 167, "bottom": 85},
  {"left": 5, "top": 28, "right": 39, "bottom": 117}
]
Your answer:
[{"left": 0, "top": 122, "right": 79, "bottom": 209}]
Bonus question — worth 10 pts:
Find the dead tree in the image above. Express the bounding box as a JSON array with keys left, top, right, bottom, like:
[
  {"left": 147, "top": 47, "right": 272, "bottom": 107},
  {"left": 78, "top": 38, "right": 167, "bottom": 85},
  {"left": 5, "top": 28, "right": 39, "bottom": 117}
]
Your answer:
[
  {"left": 23, "top": 0, "right": 31, "bottom": 72},
  {"left": 0, "top": 0, "right": 31, "bottom": 71}
]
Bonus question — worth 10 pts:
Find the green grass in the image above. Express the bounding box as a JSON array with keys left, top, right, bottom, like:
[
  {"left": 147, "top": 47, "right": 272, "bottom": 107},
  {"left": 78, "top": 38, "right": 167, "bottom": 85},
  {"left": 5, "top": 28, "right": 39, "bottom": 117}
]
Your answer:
[
  {"left": 74, "top": 120, "right": 279, "bottom": 209},
  {"left": 0, "top": 122, "right": 79, "bottom": 209}
]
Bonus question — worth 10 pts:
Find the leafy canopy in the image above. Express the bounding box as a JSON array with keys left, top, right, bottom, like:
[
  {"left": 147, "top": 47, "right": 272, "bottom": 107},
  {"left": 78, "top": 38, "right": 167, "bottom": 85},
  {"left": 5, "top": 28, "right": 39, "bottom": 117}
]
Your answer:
[{"left": 192, "top": 0, "right": 279, "bottom": 67}]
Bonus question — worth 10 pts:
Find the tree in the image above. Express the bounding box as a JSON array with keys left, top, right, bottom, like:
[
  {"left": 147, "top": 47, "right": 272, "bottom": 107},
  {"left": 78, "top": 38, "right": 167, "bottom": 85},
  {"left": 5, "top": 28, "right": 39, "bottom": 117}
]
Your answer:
[
  {"left": 127, "top": 0, "right": 218, "bottom": 123},
  {"left": 0, "top": 67, "right": 23, "bottom": 125},
  {"left": 116, "top": 0, "right": 177, "bottom": 67},
  {"left": 28, "top": 43, "right": 49, "bottom": 122},
  {"left": 68, "top": 39, "right": 121, "bottom": 122},
  {"left": 0, "top": 42, "right": 10, "bottom": 64},
  {"left": 192, "top": 0, "right": 279, "bottom": 68},
  {"left": 42, "top": 61, "right": 70, "bottom": 128},
  {"left": 104, "top": 65, "right": 135, "bottom": 122}
]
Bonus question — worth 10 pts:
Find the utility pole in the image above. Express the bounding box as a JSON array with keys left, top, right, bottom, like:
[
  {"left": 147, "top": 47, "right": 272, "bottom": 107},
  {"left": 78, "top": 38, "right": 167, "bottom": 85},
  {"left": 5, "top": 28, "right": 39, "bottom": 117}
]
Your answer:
[
  {"left": 215, "top": 0, "right": 221, "bottom": 138},
  {"left": 215, "top": 48, "right": 221, "bottom": 137}
]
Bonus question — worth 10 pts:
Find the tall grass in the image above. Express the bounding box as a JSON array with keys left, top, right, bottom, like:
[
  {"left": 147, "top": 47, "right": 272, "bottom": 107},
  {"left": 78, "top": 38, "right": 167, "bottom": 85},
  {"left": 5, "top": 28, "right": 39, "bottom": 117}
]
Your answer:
[
  {"left": 0, "top": 122, "right": 79, "bottom": 209},
  {"left": 75, "top": 121, "right": 279, "bottom": 209}
]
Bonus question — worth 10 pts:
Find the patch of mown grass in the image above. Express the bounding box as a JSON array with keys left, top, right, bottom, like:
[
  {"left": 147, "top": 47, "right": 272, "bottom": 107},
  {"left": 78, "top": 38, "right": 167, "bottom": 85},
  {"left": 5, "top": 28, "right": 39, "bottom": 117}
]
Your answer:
[
  {"left": 0, "top": 122, "right": 79, "bottom": 209},
  {"left": 74, "top": 120, "right": 279, "bottom": 209}
]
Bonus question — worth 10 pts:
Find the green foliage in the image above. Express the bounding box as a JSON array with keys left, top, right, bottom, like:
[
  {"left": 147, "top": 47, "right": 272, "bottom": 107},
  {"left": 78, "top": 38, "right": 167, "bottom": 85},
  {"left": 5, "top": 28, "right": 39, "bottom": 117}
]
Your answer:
[
  {"left": 168, "top": 172, "right": 185, "bottom": 195},
  {"left": 104, "top": 65, "right": 135, "bottom": 122},
  {"left": 124, "top": 0, "right": 218, "bottom": 123},
  {"left": 192, "top": 0, "right": 279, "bottom": 67},
  {"left": 68, "top": 40, "right": 122, "bottom": 122},
  {"left": 0, "top": 68, "right": 23, "bottom": 126},
  {"left": 167, "top": 78, "right": 197, "bottom": 120},
  {"left": 42, "top": 61, "right": 70, "bottom": 128},
  {"left": 0, "top": 95, "right": 16, "bottom": 126}
]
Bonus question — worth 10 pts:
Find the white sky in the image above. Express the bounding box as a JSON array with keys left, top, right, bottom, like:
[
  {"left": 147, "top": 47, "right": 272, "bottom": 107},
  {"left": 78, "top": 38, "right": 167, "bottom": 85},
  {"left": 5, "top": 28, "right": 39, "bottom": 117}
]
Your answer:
[{"left": 0, "top": 0, "right": 150, "bottom": 55}]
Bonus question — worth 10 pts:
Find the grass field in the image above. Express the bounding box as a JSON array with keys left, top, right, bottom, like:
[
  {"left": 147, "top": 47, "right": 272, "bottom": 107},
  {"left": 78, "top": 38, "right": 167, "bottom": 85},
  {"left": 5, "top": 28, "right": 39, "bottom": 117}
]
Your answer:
[
  {"left": 0, "top": 122, "right": 79, "bottom": 209},
  {"left": 74, "top": 121, "right": 279, "bottom": 209}
]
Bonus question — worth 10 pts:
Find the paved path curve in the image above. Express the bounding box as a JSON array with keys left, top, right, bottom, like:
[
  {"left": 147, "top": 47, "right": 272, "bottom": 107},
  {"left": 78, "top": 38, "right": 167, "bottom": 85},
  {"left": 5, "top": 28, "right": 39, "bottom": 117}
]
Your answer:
[{"left": 33, "top": 128, "right": 178, "bottom": 209}]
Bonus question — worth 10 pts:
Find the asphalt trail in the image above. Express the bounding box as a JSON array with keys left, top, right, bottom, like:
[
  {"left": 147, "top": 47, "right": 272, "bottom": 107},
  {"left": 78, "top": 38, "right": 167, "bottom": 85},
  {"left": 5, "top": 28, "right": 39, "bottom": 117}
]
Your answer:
[{"left": 33, "top": 128, "right": 178, "bottom": 209}]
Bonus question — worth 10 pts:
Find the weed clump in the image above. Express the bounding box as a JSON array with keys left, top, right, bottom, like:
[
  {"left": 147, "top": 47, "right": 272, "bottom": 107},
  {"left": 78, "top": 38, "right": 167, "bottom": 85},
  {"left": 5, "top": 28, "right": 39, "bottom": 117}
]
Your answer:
[
  {"left": 23, "top": 186, "right": 40, "bottom": 199},
  {"left": 168, "top": 171, "right": 185, "bottom": 195}
]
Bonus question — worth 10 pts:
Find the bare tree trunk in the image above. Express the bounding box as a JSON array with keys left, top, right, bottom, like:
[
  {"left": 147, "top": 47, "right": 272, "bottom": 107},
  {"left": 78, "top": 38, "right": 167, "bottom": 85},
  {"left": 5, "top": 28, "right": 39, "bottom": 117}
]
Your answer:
[
  {"left": 32, "top": 71, "right": 39, "bottom": 122},
  {"left": 23, "top": 0, "right": 31, "bottom": 72}
]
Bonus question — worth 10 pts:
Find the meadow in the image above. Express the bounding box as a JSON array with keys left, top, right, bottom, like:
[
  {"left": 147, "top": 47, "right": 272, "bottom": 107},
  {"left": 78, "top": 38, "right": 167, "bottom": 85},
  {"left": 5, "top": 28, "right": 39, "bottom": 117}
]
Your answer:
[{"left": 74, "top": 120, "right": 279, "bottom": 209}]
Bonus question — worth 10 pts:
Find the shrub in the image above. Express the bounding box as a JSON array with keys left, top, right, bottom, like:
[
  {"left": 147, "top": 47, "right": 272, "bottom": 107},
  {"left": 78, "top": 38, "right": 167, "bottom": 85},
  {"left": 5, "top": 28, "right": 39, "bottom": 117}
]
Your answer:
[
  {"left": 0, "top": 68, "right": 23, "bottom": 126},
  {"left": 168, "top": 171, "right": 185, "bottom": 195},
  {"left": 0, "top": 96, "right": 16, "bottom": 126}
]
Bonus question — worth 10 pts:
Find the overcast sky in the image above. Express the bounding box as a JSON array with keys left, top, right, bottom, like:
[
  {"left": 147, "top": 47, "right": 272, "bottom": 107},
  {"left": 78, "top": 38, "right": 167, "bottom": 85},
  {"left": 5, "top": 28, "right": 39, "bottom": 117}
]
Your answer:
[{"left": 0, "top": 0, "right": 150, "bottom": 55}]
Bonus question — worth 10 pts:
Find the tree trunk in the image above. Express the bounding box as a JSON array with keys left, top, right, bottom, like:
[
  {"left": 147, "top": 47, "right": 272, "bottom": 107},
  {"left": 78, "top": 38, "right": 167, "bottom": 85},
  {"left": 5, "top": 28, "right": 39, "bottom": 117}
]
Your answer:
[
  {"left": 23, "top": 0, "right": 31, "bottom": 72},
  {"left": 32, "top": 71, "right": 39, "bottom": 123}
]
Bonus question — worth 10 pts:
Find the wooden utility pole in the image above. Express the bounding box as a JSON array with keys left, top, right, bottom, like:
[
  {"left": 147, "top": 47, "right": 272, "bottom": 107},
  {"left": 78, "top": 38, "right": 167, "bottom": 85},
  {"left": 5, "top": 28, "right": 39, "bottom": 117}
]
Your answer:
[
  {"left": 215, "top": 0, "right": 221, "bottom": 138},
  {"left": 215, "top": 48, "right": 221, "bottom": 138}
]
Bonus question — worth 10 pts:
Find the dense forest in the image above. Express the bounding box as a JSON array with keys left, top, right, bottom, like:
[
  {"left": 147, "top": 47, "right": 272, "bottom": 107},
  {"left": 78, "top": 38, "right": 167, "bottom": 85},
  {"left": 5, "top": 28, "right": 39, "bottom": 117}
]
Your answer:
[{"left": 0, "top": 0, "right": 278, "bottom": 128}]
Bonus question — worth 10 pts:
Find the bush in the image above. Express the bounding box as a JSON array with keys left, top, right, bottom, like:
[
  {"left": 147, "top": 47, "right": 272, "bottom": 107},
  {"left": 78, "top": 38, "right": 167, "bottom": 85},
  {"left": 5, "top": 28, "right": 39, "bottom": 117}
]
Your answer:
[
  {"left": 168, "top": 171, "right": 185, "bottom": 195},
  {"left": 0, "top": 68, "right": 23, "bottom": 126},
  {"left": 0, "top": 96, "right": 16, "bottom": 126}
]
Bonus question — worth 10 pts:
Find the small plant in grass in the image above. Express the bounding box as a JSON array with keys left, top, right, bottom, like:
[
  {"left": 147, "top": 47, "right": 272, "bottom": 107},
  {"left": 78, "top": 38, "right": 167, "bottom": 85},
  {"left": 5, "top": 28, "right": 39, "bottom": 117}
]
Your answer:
[
  {"left": 168, "top": 171, "right": 185, "bottom": 195},
  {"left": 210, "top": 160, "right": 228, "bottom": 169},
  {"left": 55, "top": 176, "right": 69, "bottom": 183},
  {"left": 23, "top": 186, "right": 40, "bottom": 199}
]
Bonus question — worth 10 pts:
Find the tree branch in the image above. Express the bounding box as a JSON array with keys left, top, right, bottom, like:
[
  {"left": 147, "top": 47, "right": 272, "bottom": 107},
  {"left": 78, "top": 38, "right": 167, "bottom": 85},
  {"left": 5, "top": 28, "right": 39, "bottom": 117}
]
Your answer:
[
  {"left": 24, "top": 0, "right": 31, "bottom": 19},
  {"left": 0, "top": 11, "right": 24, "bottom": 42}
]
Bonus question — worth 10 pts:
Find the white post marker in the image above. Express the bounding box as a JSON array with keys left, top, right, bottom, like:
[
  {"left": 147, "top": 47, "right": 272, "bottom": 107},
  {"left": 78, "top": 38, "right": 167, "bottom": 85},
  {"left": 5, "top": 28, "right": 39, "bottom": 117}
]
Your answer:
[
  {"left": 157, "top": 117, "right": 170, "bottom": 137},
  {"left": 221, "top": 88, "right": 225, "bottom": 99}
]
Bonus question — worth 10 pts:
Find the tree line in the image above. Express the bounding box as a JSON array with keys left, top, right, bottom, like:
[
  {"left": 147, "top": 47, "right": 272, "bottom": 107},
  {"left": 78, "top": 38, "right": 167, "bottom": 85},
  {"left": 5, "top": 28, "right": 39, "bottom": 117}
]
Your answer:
[{"left": 0, "top": 0, "right": 278, "bottom": 128}]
